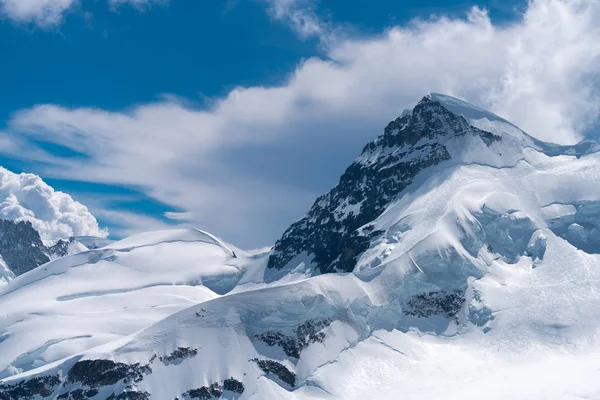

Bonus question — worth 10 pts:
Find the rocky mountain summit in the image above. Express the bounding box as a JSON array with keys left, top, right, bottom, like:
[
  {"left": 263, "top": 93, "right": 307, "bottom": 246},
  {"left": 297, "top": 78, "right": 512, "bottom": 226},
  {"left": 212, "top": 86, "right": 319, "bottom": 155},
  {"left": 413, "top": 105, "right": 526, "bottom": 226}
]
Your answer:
[{"left": 269, "top": 94, "right": 509, "bottom": 274}]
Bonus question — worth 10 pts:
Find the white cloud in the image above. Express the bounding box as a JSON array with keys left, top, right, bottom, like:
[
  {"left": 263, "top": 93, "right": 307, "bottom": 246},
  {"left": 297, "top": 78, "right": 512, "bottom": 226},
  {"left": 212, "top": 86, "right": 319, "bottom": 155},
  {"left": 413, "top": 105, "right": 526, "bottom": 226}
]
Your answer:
[
  {"left": 263, "top": 0, "right": 326, "bottom": 40},
  {"left": 486, "top": 0, "right": 600, "bottom": 145},
  {"left": 0, "top": 167, "right": 108, "bottom": 239},
  {"left": 108, "top": 0, "right": 168, "bottom": 10},
  {"left": 0, "top": 0, "right": 77, "bottom": 26},
  {"left": 92, "top": 208, "right": 174, "bottom": 238},
  {"left": 0, "top": 0, "right": 166, "bottom": 27},
  {"left": 2, "top": 0, "right": 600, "bottom": 247}
]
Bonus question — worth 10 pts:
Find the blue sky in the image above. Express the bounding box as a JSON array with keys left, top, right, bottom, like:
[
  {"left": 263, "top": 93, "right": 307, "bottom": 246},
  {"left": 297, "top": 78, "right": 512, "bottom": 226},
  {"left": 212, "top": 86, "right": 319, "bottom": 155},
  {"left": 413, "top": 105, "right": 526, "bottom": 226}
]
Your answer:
[{"left": 1, "top": 0, "right": 599, "bottom": 248}]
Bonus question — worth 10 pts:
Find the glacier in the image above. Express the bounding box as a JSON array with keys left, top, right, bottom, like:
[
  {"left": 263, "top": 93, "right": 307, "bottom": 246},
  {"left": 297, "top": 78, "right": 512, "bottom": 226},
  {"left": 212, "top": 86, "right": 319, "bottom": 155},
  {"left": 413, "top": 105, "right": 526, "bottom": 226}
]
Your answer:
[{"left": 1, "top": 94, "right": 600, "bottom": 399}]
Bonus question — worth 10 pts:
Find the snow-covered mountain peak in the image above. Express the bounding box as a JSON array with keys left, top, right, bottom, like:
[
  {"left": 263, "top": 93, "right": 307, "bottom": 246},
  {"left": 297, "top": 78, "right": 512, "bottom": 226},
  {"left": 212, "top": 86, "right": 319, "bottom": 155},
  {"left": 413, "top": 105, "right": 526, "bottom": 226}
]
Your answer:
[
  {"left": 267, "top": 93, "right": 540, "bottom": 277},
  {"left": 423, "top": 93, "right": 540, "bottom": 150},
  {"left": 425, "top": 93, "right": 507, "bottom": 124}
]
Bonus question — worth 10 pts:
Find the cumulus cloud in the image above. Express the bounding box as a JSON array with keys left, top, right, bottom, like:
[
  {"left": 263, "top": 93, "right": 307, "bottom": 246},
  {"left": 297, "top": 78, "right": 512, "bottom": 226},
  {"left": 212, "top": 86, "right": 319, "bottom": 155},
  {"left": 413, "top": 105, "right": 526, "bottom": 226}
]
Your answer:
[
  {"left": 0, "top": 167, "right": 108, "bottom": 240},
  {"left": 1, "top": 0, "right": 600, "bottom": 246}
]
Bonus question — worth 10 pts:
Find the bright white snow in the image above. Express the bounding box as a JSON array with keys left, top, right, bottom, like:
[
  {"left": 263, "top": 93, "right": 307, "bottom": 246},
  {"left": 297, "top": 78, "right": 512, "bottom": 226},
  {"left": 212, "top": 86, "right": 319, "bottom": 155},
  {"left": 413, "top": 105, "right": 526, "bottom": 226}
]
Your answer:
[{"left": 0, "top": 228, "right": 268, "bottom": 379}]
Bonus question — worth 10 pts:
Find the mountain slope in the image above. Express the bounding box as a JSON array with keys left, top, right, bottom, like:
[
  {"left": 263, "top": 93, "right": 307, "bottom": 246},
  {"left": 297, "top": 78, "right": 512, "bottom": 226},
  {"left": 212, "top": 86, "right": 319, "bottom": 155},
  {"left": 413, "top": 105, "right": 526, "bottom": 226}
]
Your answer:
[
  {"left": 267, "top": 93, "right": 535, "bottom": 275},
  {"left": 2, "top": 94, "right": 600, "bottom": 399},
  {"left": 0, "top": 229, "right": 268, "bottom": 381}
]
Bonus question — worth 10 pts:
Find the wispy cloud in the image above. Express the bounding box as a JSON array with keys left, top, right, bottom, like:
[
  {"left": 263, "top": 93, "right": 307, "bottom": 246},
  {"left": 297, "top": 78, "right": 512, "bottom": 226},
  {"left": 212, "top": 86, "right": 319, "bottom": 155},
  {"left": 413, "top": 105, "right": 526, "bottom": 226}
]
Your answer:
[
  {"left": 0, "top": 0, "right": 166, "bottom": 27},
  {"left": 0, "top": 0, "right": 77, "bottom": 26},
  {"left": 91, "top": 208, "right": 174, "bottom": 238},
  {"left": 2, "top": 0, "right": 600, "bottom": 247},
  {"left": 263, "top": 0, "right": 326, "bottom": 40},
  {"left": 108, "top": 0, "right": 169, "bottom": 11}
]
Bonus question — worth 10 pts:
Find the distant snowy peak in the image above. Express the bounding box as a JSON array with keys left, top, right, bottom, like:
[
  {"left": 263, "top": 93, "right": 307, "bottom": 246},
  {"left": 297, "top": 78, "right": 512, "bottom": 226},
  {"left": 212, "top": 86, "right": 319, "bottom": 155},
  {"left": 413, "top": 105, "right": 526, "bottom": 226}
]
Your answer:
[
  {"left": 0, "top": 219, "right": 98, "bottom": 278},
  {"left": 0, "top": 219, "right": 53, "bottom": 276},
  {"left": 45, "top": 237, "right": 89, "bottom": 260},
  {"left": 71, "top": 236, "right": 113, "bottom": 250}
]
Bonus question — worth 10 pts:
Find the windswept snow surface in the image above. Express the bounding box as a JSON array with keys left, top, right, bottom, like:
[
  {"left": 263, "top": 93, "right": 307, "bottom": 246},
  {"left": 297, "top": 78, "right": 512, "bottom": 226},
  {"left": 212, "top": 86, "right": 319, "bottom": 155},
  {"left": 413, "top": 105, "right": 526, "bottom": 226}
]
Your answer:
[
  {"left": 70, "top": 236, "right": 114, "bottom": 250},
  {"left": 2, "top": 95, "right": 600, "bottom": 399},
  {"left": 0, "top": 229, "right": 269, "bottom": 379}
]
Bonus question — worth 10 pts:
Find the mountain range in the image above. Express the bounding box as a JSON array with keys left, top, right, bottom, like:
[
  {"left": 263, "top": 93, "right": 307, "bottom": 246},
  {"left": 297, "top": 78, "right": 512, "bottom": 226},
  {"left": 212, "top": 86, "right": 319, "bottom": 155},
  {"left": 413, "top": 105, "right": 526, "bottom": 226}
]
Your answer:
[{"left": 1, "top": 93, "right": 600, "bottom": 399}]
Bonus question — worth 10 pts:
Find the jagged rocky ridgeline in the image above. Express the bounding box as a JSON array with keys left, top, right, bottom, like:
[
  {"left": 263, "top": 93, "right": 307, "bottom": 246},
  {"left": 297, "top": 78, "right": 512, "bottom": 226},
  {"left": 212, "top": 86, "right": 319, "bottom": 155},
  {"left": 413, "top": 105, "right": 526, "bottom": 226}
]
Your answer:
[
  {"left": 267, "top": 95, "right": 502, "bottom": 274},
  {"left": 0, "top": 219, "right": 54, "bottom": 276},
  {"left": 0, "top": 219, "right": 109, "bottom": 278}
]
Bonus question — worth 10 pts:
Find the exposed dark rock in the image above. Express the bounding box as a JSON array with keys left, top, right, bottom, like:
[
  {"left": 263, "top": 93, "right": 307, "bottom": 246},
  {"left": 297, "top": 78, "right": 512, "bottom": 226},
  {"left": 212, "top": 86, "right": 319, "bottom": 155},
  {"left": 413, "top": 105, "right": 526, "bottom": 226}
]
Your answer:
[
  {"left": 0, "top": 219, "right": 97, "bottom": 277},
  {"left": 69, "top": 389, "right": 86, "bottom": 400},
  {"left": 57, "top": 388, "right": 100, "bottom": 400},
  {"left": 0, "top": 220, "right": 106, "bottom": 277},
  {"left": 185, "top": 383, "right": 221, "bottom": 399},
  {"left": 268, "top": 96, "right": 502, "bottom": 274},
  {"left": 0, "top": 375, "right": 60, "bottom": 400},
  {"left": 185, "top": 386, "right": 214, "bottom": 399},
  {"left": 107, "top": 391, "right": 151, "bottom": 400},
  {"left": 255, "top": 319, "right": 331, "bottom": 358},
  {"left": 404, "top": 291, "right": 465, "bottom": 319},
  {"left": 222, "top": 378, "right": 244, "bottom": 394},
  {"left": 183, "top": 378, "right": 244, "bottom": 399},
  {"left": 251, "top": 359, "right": 296, "bottom": 387},
  {"left": 0, "top": 219, "right": 50, "bottom": 276},
  {"left": 67, "top": 359, "right": 150, "bottom": 388},
  {"left": 47, "top": 238, "right": 75, "bottom": 258},
  {"left": 160, "top": 347, "right": 198, "bottom": 365},
  {"left": 1, "top": 359, "right": 152, "bottom": 400}
]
